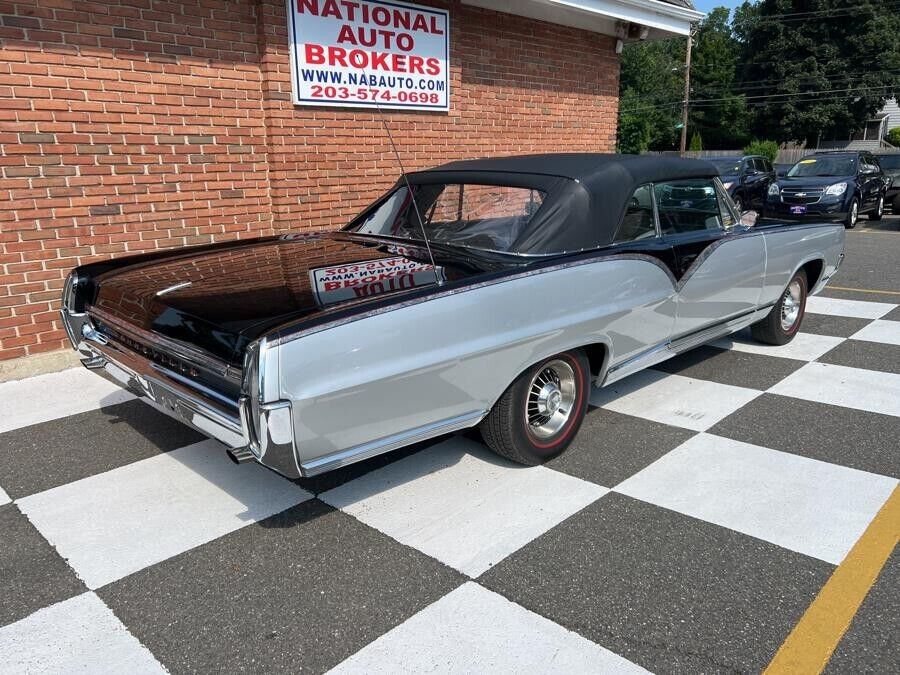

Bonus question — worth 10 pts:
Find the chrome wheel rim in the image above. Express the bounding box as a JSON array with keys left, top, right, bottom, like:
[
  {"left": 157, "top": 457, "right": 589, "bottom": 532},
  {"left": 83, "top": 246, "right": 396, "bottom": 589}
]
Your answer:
[
  {"left": 733, "top": 196, "right": 742, "bottom": 212},
  {"left": 877, "top": 197, "right": 884, "bottom": 217},
  {"left": 850, "top": 201, "right": 858, "bottom": 226},
  {"left": 781, "top": 280, "right": 802, "bottom": 331},
  {"left": 526, "top": 359, "right": 577, "bottom": 439}
]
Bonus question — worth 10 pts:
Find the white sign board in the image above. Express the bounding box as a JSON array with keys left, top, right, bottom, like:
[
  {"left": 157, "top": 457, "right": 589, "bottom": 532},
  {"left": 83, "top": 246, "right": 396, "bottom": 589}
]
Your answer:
[{"left": 287, "top": 0, "right": 450, "bottom": 111}]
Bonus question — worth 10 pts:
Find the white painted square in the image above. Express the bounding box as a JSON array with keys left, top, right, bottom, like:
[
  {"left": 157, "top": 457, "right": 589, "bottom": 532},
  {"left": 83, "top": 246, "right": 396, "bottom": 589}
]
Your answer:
[
  {"left": 712, "top": 330, "right": 844, "bottom": 361},
  {"left": 321, "top": 438, "right": 605, "bottom": 577},
  {"left": 0, "top": 592, "right": 166, "bottom": 675},
  {"left": 327, "top": 582, "right": 648, "bottom": 675},
  {"left": 850, "top": 319, "right": 900, "bottom": 346},
  {"left": 591, "top": 370, "right": 761, "bottom": 432},
  {"left": 615, "top": 433, "right": 897, "bottom": 564},
  {"left": 0, "top": 485, "right": 9, "bottom": 506},
  {"left": 769, "top": 362, "right": 900, "bottom": 418},
  {"left": 805, "top": 296, "right": 896, "bottom": 320},
  {"left": 18, "top": 440, "right": 311, "bottom": 589},
  {"left": 0, "top": 368, "right": 134, "bottom": 434}
]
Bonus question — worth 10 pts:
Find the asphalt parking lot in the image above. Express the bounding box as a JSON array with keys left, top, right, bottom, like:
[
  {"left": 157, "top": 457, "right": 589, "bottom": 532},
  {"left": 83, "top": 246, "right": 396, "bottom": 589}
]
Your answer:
[{"left": 1, "top": 215, "right": 898, "bottom": 674}]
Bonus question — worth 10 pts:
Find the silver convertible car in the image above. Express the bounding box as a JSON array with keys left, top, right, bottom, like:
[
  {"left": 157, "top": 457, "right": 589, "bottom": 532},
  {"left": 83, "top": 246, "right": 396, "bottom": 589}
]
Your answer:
[{"left": 61, "top": 154, "right": 845, "bottom": 477}]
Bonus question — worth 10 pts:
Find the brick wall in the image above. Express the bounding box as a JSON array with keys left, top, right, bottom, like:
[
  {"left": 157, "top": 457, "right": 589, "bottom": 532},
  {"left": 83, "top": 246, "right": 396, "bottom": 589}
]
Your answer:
[{"left": 0, "top": 0, "right": 620, "bottom": 361}]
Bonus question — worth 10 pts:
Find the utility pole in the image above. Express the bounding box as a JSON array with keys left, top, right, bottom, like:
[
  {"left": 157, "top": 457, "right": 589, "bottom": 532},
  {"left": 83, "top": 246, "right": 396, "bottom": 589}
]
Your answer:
[{"left": 679, "top": 27, "right": 694, "bottom": 157}]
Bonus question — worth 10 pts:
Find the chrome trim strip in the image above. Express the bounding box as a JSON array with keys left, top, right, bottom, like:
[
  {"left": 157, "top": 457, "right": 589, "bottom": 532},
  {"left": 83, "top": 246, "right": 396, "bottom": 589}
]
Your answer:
[
  {"left": 87, "top": 305, "right": 237, "bottom": 381},
  {"left": 300, "top": 410, "right": 487, "bottom": 477},
  {"left": 601, "top": 304, "right": 775, "bottom": 386}
]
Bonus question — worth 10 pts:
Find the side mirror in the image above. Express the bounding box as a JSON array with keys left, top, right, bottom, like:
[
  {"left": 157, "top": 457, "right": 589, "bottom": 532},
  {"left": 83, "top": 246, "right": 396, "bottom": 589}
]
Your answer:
[{"left": 740, "top": 210, "right": 759, "bottom": 227}]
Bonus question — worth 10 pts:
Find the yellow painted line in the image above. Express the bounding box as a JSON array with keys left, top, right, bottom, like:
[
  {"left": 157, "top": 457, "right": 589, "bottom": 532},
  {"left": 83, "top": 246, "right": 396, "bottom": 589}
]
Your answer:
[
  {"left": 764, "top": 486, "right": 900, "bottom": 675},
  {"left": 826, "top": 285, "right": 900, "bottom": 297}
]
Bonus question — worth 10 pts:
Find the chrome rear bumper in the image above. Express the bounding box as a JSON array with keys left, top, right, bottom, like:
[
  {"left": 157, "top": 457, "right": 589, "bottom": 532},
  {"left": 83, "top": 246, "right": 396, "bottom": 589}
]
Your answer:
[{"left": 60, "top": 307, "right": 302, "bottom": 479}]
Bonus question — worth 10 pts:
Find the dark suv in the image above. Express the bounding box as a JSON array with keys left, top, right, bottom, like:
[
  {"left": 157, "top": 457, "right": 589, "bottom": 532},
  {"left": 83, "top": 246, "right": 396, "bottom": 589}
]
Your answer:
[
  {"left": 874, "top": 153, "right": 900, "bottom": 213},
  {"left": 707, "top": 155, "right": 776, "bottom": 213},
  {"left": 766, "top": 151, "right": 888, "bottom": 228}
]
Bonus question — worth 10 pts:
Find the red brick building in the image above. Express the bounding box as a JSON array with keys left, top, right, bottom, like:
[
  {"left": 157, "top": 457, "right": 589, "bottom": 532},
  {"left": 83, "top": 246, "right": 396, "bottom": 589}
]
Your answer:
[{"left": 0, "top": 0, "right": 699, "bottom": 366}]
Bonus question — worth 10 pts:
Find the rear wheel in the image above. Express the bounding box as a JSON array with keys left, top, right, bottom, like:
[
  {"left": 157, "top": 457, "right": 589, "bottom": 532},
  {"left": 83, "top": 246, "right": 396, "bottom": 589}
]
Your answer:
[
  {"left": 732, "top": 194, "right": 744, "bottom": 213},
  {"left": 869, "top": 194, "right": 884, "bottom": 221},
  {"left": 480, "top": 350, "right": 590, "bottom": 466},
  {"left": 751, "top": 269, "right": 807, "bottom": 345}
]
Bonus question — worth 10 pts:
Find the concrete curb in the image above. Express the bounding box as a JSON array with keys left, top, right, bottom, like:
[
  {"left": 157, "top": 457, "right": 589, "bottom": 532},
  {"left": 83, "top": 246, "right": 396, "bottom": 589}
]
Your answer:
[{"left": 0, "top": 349, "right": 81, "bottom": 384}]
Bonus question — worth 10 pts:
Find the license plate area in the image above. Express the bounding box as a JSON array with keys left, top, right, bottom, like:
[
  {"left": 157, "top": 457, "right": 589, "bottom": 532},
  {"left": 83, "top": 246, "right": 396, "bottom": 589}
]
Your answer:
[{"left": 790, "top": 205, "right": 807, "bottom": 215}]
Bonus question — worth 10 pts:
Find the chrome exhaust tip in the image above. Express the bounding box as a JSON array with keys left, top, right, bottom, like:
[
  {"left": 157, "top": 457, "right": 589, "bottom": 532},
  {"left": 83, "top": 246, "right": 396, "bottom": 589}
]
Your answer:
[{"left": 226, "top": 447, "right": 255, "bottom": 465}]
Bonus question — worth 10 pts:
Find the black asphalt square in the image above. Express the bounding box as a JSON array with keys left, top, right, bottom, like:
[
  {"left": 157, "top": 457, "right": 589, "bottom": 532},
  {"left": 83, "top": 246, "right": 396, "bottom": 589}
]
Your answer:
[
  {"left": 800, "top": 313, "right": 872, "bottom": 338},
  {"left": 480, "top": 493, "right": 834, "bottom": 674},
  {"left": 0, "top": 504, "right": 87, "bottom": 627},
  {"left": 710, "top": 393, "right": 899, "bottom": 479},
  {"left": 0, "top": 400, "right": 205, "bottom": 500},
  {"left": 817, "top": 339, "right": 900, "bottom": 375},
  {"left": 99, "top": 500, "right": 464, "bottom": 674},
  {"left": 652, "top": 344, "right": 803, "bottom": 390},
  {"left": 549, "top": 407, "right": 695, "bottom": 487},
  {"left": 825, "top": 547, "right": 900, "bottom": 674}
]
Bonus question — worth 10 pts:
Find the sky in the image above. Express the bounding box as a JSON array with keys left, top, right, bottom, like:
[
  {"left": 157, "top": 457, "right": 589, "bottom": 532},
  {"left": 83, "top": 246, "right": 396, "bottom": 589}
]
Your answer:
[{"left": 691, "top": 0, "right": 748, "bottom": 14}]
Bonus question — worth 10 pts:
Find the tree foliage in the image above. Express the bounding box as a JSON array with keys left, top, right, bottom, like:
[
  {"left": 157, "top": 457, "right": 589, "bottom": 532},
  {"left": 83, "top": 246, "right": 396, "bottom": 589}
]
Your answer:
[
  {"left": 743, "top": 139, "right": 780, "bottom": 161},
  {"left": 735, "top": 0, "right": 900, "bottom": 144},
  {"left": 618, "top": 1, "right": 900, "bottom": 149}
]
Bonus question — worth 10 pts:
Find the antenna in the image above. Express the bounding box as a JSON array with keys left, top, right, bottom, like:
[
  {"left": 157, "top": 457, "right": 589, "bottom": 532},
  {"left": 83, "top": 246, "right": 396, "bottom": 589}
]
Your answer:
[{"left": 374, "top": 103, "right": 443, "bottom": 286}]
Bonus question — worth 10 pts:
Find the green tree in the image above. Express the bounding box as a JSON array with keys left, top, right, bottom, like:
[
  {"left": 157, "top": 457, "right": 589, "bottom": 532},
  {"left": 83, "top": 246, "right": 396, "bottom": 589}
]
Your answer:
[
  {"left": 688, "top": 7, "right": 752, "bottom": 148},
  {"left": 689, "top": 131, "right": 704, "bottom": 150},
  {"left": 734, "top": 0, "right": 900, "bottom": 144},
  {"left": 618, "top": 38, "right": 686, "bottom": 152}
]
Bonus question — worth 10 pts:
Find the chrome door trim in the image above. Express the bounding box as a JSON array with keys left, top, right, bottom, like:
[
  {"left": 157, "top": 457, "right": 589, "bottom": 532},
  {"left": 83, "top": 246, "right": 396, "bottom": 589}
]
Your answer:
[
  {"left": 601, "top": 303, "right": 774, "bottom": 386},
  {"left": 299, "top": 409, "right": 487, "bottom": 477}
]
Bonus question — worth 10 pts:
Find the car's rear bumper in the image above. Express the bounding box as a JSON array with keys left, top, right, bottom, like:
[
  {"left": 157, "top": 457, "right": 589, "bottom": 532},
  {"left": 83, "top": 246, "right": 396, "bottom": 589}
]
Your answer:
[{"left": 60, "top": 306, "right": 302, "bottom": 479}]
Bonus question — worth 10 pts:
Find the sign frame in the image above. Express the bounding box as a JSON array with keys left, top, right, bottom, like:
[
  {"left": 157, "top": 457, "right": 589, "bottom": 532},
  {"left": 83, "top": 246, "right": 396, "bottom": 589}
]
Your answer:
[{"left": 286, "top": 0, "right": 451, "bottom": 112}]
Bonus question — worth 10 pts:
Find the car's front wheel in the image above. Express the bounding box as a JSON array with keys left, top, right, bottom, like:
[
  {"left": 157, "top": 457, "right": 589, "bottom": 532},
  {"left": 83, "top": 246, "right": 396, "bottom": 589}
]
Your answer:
[
  {"left": 869, "top": 194, "right": 884, "bottom": 221},
  {"left": 844, "top": 197, "right": 859, "bottom": 228},
  {"left": 751, "top": 269, "right": 807, "bottom": 345},
  {"left": 480, "top": 350, "right": 590, "bottom": 466}
]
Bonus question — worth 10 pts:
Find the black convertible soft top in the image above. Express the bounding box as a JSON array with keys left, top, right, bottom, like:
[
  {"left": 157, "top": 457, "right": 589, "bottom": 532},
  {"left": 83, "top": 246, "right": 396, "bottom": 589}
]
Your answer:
[{"left": 404, "top": 153, "right": 718, "bottom": 255}]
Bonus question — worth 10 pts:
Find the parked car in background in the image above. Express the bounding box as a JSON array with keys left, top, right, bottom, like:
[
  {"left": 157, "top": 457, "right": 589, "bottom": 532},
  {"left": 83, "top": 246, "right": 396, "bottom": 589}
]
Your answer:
[
  {"left": 61, "top": 154, "right": 845, "bottom": 478},
  {"left": 766, "top": 151, "right": 888, "bottom": 228},
  {"left": 707, "top": 155, "right": 776, "bottom": 213},
  {"left": 774, "top": 163, "right": 792, "bottom": 178},
  {"left": 874, "top": 153, "right": 900, "bottom": 213}
]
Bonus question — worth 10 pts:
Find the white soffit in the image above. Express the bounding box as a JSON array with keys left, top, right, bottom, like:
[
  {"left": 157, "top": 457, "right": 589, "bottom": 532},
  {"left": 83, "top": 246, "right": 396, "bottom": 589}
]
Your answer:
[{"left": 462, "top": 0, "right": 704, "bottom": 38}]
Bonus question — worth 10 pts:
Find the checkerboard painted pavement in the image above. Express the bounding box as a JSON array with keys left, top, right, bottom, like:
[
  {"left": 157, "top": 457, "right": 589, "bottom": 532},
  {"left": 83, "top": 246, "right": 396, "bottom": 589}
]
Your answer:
[{"left": 1, "top": 296, "right": 898, "bottom": 674}]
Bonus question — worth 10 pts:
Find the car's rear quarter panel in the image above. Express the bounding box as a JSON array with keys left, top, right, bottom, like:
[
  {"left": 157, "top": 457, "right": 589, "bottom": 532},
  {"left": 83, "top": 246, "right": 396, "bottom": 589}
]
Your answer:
[
  {"left": 759, "top": 223, "right": 845, "bottom": 301},
  {"left": 274, "top": 258, "right": 677, "bottom": 465}
]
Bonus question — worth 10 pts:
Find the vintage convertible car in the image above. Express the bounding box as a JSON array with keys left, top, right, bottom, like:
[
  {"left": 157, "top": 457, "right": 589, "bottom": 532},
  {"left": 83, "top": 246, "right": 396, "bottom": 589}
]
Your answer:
[{"left": 61, "top": 154, "right": 845, "bottom": 478}]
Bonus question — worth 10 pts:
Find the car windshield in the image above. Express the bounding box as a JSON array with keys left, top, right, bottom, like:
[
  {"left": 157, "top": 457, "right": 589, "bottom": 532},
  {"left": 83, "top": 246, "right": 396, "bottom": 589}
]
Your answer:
[
  {"left": 349, "top": 183, "right": 546, "bottom": 253},
  {"left": 708, "top": 159, "right": 742, "bottom": 174},
  {"left": 788, "top": 156, "right": 856, "bottom": 177},
  {"left": 877, "top": 155, "right": 900, "bottom": 170}
]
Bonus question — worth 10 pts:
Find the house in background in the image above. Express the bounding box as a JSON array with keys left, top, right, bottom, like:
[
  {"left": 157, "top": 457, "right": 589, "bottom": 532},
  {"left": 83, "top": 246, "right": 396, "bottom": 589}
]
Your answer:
[{"left": 819, "top": 97, "right": 900, "bottom": 151}]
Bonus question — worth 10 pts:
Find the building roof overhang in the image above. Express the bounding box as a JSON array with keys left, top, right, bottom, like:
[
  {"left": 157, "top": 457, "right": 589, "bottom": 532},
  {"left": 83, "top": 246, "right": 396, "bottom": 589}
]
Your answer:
[{"left": 462, "top": 0, "right": 704, "bottom": 39}]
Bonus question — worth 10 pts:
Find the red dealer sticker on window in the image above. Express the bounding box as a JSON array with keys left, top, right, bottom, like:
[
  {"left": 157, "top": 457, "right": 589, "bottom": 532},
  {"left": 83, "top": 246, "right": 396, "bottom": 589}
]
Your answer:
[{"left": 287, "top": 0, "right": 450, "bottom": 111}]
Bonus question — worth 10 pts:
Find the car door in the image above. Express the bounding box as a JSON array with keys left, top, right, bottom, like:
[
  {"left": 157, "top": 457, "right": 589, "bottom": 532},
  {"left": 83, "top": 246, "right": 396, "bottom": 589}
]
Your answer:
[
  {"left": 656, "top": 178, "right": 766, "bottom": 338},
  {"left": 741, "top": 158, "right": 764, "bottom": 210}
]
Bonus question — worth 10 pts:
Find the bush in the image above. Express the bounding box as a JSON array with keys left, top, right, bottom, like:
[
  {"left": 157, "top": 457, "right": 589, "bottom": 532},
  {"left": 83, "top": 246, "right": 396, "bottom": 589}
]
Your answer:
[
  {"left": 743, "top": 139, "right": 779, "bottom": 162},
  {"left": 689, "top": 132, "right": 703, "bottom": 151},
  {"left": 887, "top": 127, "right": 900, "bottom": 147}
]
